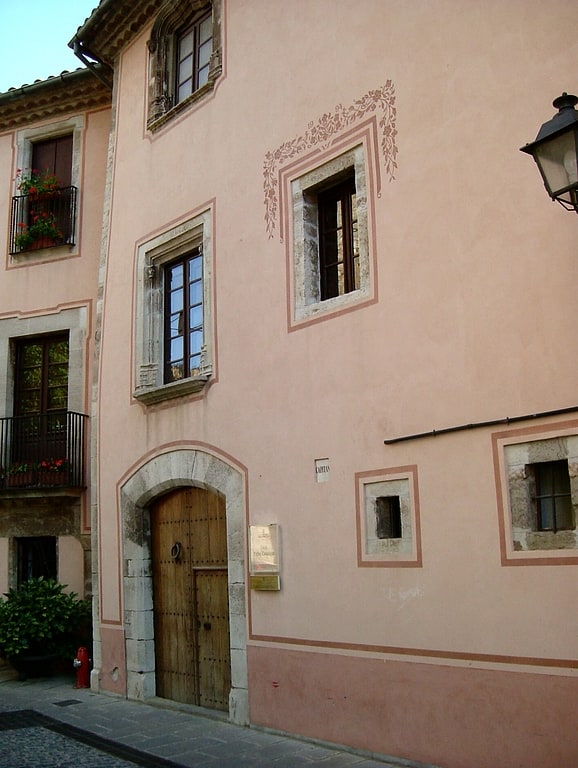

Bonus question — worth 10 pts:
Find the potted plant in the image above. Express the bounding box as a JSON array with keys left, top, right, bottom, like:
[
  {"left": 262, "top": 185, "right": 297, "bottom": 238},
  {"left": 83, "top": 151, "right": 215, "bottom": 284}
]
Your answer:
[
  {"left": 15, "top": 167, "right": 62, "bottom": 199},
  {"left": 0, "top": 577, "right": 91, "bottom": 680},
  {"left": 14, "top": 212, "right": 64, "bottom": 252},
  {"left": 6, "top": 461, "right": 35, "bottom": 487},
  {"left": 38, "top": 457, "right": 69, "bottom": 485}
]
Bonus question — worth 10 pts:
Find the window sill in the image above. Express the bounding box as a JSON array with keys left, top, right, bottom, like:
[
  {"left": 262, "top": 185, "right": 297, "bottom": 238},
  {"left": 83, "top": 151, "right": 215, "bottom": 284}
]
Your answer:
[
  {"left": 147, "top": 82, "right": 214, "bottom": 133},
  {"left": 514, "top": 529, "right": 578, "bottom": 552},
  {"left": 133, "top": 375, "right": 210, "bottom": 405},
  {"left": 10, "top": 243, "right": 75, "bottom": 264},
  {"left": 293, "top": 288, "right": 373, "bottom": 327}
]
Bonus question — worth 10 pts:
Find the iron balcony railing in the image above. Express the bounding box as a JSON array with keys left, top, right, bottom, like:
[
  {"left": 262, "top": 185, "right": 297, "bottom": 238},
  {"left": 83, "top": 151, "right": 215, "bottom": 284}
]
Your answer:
[
  {"left": 9, "top": 186, "right": 78, "bottom": 255},
  {"left": 0, "top": 412, "right": 88, "bottom": 491}
]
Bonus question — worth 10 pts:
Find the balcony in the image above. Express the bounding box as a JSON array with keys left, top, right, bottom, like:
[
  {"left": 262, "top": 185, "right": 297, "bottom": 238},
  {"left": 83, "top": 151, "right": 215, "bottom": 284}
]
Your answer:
[
  {"left": 9, "top": 186, "right": 78, "bottom": 254},
  {"left": 0, "top": 412, "right": 87, "bottom": 491}
]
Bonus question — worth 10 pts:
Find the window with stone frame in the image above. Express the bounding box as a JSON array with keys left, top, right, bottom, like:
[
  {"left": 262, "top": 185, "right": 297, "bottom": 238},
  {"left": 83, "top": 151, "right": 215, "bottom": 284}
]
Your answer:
[
  {"left": 133, "top": 209, "right": 214, "bottom": 405},
  {"left": 356, "top": 466, "right": 422, "bottom": 567},
  {"left": 290, "top": 144, "right": 372, "bottom": 326},
  {"left": 147, "top": 0, "right": 223, "bottom": 131},
  {"left": 505, "top": 437, "right": 578, "bottom": 553},
  {"left": 11, "top": 120, "right": 82, "bottom": 259}
]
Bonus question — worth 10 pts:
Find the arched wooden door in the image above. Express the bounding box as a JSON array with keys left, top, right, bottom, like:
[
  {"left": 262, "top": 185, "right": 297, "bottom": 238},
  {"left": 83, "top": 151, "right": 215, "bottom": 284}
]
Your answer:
[{"left": 151, "top": 486, "right": 231, "bottom": 710}]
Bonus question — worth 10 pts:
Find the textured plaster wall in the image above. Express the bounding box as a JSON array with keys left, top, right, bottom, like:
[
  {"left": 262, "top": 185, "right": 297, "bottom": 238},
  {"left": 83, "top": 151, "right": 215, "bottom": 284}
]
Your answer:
[{"left": 92, "top": 0, "right": 578, "bottom": 762}]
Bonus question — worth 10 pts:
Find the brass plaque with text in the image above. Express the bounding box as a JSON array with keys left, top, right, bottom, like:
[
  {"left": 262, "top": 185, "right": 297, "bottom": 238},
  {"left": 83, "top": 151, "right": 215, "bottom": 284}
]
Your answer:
[{"left": 250, "top": 575, "right": 281, "bottom": 591}]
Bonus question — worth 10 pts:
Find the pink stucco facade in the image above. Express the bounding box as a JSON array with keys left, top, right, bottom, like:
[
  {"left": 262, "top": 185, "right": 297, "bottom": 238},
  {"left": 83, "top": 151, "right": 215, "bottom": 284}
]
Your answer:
[{"left": 2, "top": 2, "right": 578, "bottom": 766}]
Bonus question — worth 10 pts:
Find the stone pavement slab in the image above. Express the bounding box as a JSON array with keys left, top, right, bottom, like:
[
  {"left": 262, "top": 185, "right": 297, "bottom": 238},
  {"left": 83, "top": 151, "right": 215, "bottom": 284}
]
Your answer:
[{"left": 0, "top": 676, "right": 435, "bottom": 768}]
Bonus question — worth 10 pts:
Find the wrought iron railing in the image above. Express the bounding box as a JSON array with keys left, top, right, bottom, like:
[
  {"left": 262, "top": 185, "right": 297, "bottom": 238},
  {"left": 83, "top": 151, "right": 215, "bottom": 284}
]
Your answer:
[
  {"left": 0, "top": 412, "right": 88, "bottom": 490},
  {"left": 9, "top": 186, "right": 78, "bottom": 254}
]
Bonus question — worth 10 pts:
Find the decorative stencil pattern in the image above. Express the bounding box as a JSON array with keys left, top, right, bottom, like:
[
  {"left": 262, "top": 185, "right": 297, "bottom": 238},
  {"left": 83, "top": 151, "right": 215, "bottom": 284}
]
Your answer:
[{"left": 263, "top": 81, "right": 398, "bottom": 239}]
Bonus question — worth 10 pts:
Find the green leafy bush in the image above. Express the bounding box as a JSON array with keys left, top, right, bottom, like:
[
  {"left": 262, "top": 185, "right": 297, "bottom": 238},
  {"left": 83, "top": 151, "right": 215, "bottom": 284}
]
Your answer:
[{"left": 0, "top": 577, "right": 91, "bottom": 660}]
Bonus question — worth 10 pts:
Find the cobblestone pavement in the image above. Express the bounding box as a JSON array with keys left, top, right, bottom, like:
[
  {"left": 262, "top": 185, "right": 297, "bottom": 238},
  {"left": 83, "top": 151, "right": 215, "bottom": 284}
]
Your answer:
[{"left": 0, "top": 675, "right": 434, "bottom": 768}]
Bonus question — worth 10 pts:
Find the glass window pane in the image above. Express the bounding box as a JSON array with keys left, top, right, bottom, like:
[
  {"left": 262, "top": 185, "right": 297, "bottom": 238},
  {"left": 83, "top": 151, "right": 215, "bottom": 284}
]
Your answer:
[
  {"left": 22, "top": 344, "right": 42, "bottom": 367},
  {"left": 179, "top": 29, "right": 194, "bottom": 59},
  {"left": 170, "top": 290, "right": 183, "bottom": 313},
  {"left": 169, "top": 311, "right": 183, "bottom": 339},
  {"left": 190, "top": 305, "right": 203, "bottom": 329},
  {"left": 538, "top": 498, "right": 554, "bottom": 530},
  {"left": 189, "top": 255, "right": 202, "bottom": 280},
  {"left": 22, "top": 368, "right": 41, "bottom": 388},
  {"left": 198, "top": 39, "right": 212, "bottom": 70},
  {"left": 20, "top": 393, "right": 41, "bottom": 413},
  {"left": 169, "top": 263, "right": 183, "bottom": 289},
  {"left": 47, "top": 386, "right": 67, "bottom": 410},
  {"left": 190, "top": 329, "right": 203, "bottom": 355},
  {"left": 199, "top": 16, "right": 212, "bottom": 44},
  {"left": 179, "top": 55, "right": 193, "bottom": 85},
  {"left": 179, "top": 82, "right": 193, "bottom": 102},
  {"left": 189, "top": 280, "right": 202, "bottom": 306},
  {"left": 170, "top": 337, "right": 183, "bottom": 360},
  {"left": 49, "top": 341, "right": 68, "bottom": 363},
  {"left": 556, "top": 496, "right": 574, "bottom": 530},
  {"left": 48, "top": 364, "right": 68, "bottom": 386},
  {"left": 169, "top": 361, "right": 184, "bottom": 382},
  {"left": 197, "top": 66, "right": 209, "bottom": 89},
  {"left": 189, "top": 353, "right": 201, "bottom": 373}
]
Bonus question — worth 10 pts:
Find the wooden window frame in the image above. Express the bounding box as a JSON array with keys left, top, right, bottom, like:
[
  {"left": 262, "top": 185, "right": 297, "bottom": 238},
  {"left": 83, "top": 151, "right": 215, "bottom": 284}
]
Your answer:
[
  {"left": 176, "top": 11, "right": 213, "bottom": 105},
  {"left": 318, "top": 174, "right": 358, "bottom": 301}
]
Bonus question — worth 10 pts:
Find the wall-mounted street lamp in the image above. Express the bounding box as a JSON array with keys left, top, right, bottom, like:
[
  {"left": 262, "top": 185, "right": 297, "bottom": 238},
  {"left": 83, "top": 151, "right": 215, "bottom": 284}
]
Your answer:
[{"left": 521, "top": 93, "right": 578, "bottom": 213}]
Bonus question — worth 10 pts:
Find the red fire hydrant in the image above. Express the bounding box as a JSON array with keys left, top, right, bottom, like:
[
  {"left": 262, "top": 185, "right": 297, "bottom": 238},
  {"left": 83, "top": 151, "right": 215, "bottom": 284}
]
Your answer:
[{"left": 73, "top": 646, "right": 90, "bottom": 689}]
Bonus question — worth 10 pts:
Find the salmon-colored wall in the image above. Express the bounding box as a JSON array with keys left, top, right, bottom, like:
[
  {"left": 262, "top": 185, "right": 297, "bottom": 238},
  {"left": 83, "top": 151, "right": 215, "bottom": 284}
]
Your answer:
[
  {"left": 248, "top": 645, "right": 578, "bottom": 768},
  {"left": 90, "top": 0, "right": 578, "bottom": 764},
  {"left": 0, "top": 98, "right": 110, "bottom": 597}
]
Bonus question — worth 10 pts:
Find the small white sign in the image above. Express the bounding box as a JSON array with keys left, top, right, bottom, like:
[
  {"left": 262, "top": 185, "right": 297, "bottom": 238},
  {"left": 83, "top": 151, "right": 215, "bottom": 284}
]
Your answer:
[{"left": 315, "top": 458, "right": 330, "bottom": 483}]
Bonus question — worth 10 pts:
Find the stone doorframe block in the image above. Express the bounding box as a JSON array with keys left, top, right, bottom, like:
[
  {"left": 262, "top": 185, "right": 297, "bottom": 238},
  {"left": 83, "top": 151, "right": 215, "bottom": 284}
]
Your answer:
[{"left": 119, "top": 446, "right": 248, "bottom": 724}]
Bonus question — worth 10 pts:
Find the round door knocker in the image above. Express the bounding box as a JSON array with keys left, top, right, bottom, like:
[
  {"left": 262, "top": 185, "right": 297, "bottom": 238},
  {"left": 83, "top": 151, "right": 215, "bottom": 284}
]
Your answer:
[{"left": 170, "top": 541, "right": 182, "bottom": 562}]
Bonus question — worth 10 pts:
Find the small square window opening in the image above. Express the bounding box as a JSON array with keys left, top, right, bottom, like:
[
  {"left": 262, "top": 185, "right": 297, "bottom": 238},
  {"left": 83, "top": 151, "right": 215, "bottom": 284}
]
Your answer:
[{"left": 376, "top": 496, "right": 402, "bottom": 539}]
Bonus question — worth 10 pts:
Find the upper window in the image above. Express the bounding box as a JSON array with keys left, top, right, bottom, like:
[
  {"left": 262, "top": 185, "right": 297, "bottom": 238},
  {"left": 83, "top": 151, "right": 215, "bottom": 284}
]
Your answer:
[
  {"left": 147, "top": 0, "right": 223, "bottom": 131},
  {"left": 176, "top": 13, "right": 213, "bottom": 104},
  {"left": 11, "top": 122, "right": 82, "bottom": 258},
  {"left": 134, "top": 208, "right": 214, "bottom": 405},
  {"left": 290, "top": 144, "right": 373, "bottom": 328}
]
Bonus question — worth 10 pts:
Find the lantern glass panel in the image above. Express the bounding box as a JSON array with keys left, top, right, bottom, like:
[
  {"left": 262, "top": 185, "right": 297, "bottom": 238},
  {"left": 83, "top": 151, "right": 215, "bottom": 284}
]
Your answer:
[{"left": 534, "top": 129, "right": 578, "bottom": 199}]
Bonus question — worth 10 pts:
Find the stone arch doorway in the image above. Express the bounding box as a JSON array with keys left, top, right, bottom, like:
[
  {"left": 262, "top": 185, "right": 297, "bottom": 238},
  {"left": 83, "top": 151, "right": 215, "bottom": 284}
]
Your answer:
[{"left": 119, "top": 447, "right": 248, "bottom": 724}]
